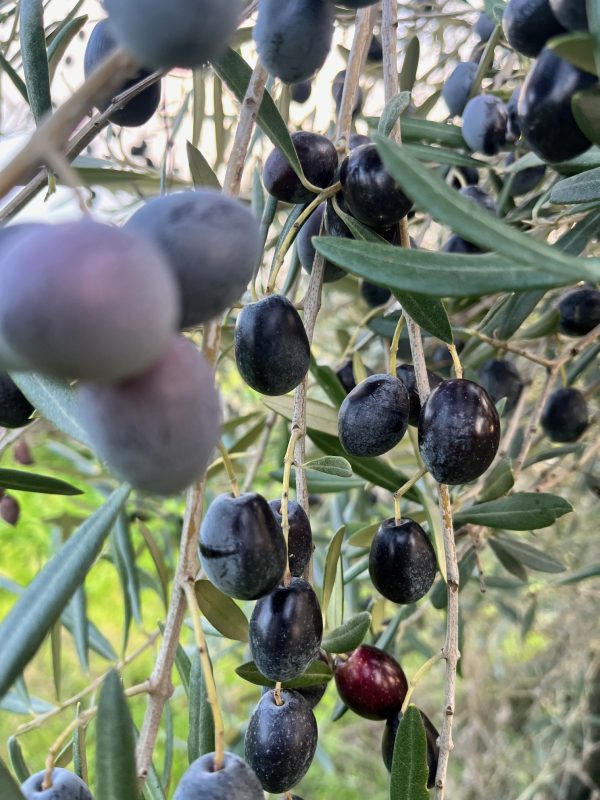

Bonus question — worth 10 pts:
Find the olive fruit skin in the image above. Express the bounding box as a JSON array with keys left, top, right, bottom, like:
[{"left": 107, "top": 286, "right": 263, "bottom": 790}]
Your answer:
[
  {"left": 460, "top": 184, "right": 498, "bottom": 214},
  {"left": 518, "top": 49, "right": 595, "bottom": 163},
  {"left": 369, "top": 518, "right": 437, "bottom": 604},
  {"left": 340, "top": 144, "right": 412, "bottom": 227},
  {"left": 338, "top": 374, "right": 410, "bottom": 457},
  {"left": 0, "top": 221, "right": 178, "bottom": 381},
  {"left": 21, "top": 768, "right": 93, "bottom": 800},
  {"left": 263, "top": 131, "right": 338, "bottom": 204},
  {"left": 291, "top": 80, "right": 312, "bottom": 104},
  {"left": 478, "top": 359, "right": 524, "bottom": 414},
  {"left": 269, "top": 499, "right": 313, "bottom": 577},
  {"left": 1, "top": 495, "right": 20, "bottom": 526},
  {"left": 249, "top": 578, "right": 323, "bottom": 681},
  {"left": 126, "top": 189, "right": 261, "bottom": 329},
  {"left": 444, "top": 235, "right": 482, "bottom": 255},
  {"left": 541, "top": 387, "right": 589, "bottom": 443},
  {"left": 332, "top": 69, "right": 363, "bottom": 118},
  {"left": 0, "top": 374, "right": 33, "bottom": 428},
  {"left": 334, "top": 644, "right": 408, "bottom": 721},
  {"left": 234, "top": 295, "right": 310, "bottom": 396},
  {"left": 255, "top": 0, "right": 335, "bottom": 84},
  {"left": 558, "top": 288, "right": 600, "bottom": 335},
  {"left": 173, "top": 752, "right": 263, "bottom": 800},
  {"left": 475, "top": 11, "right": 496, "bottom": 40},
  {"left": 507, "top": 87, "right": 522, "bottom": 139},
  {"left": 549, "top": 0, "right": 588, "bottom": 30},
  {"left": 367, "top": 34, "right": 383, "bottom": 62},
  {"left": 245, "top": 690, "right": 318, "bottom": 793},
  {"left": 382, "top": 710, "right": 440, "bottom": 787},
  {"left": 200, "top": 493, "right": 286, "bottom": 600},
  {"left": 418, "top": 379, "right": 501, "bottom": 484},
  {"left": 104, "top": 0, "right": 240, "bottom": 69},
  {"left": 502, "top": 0, "right": 565, "bottom": 58},
  {"left": 334, "top": 0, "right": 380, "bottom": 6},
  {"left": 395, "top": 364, "right": 443, "bottom": 426},
  {"left": 462, "top": 94, "right": 508, "bottom": 155},
  {"left": 442, "top": 61, "right": 478, "bottom": 117},
  {"left": 296, "top": 204, "right": 345, "bottom": 282},
  {"left": 335, "top": 359, "right": 373, "bottom": 394},
  {"left": 361, "top": 281, "right": 392, "bottom": 307},
  {"left": 84, "top": 20, "right": 160, "bottom": 127},
  {"left": 505, "top": 153, "right": 547, "bottom": 195},
  {"left": 78, "top": 337, "right": 220, "bottom": 495},
  {"left": 349, "top": 132, "right": 372, "bottom": 149}
]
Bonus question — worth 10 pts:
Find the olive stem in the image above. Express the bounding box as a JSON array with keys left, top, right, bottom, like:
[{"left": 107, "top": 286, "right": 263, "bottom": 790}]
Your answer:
[
  {"left": 14, "top": 631, "right": 159, "bottom": 738},
  {"left": 41, "top": 682, "right": 150, "bottom": 790},
  {"left": 382, "top": 3, "right": 460, "bottom": 797},
  {"left": 393, "top": 466, "right": 428, "bottom": 524},
  {"left": 183, "top": 580, "right": 226, "bottom": 771},
  {"left": 136, "top": 56, "right": 268, "bottom": 783},
  {"left": 467, "top": 24, "right": 503, "bottom": 101},
  {"left": 281, "top": 427, "right": 303, "bottom": 587},
  {"left": 217, "top": 441, "right": 241, "bottom": 498},
  {"left": 400, "top": 652, "right": 444, "bottom": 715},
  {"left": 274, "top": 682, "right": 284, "bottom": 706},
  {"left": 388, "top": 314, "right": 407, "bottom": 378},
  {"left": 339, "top": 302, "right": 393, "bottom": 365},
  {"left": 462, "top": 327, "right": 554, "bottom": 368},
  {"left": 447, "top": 343, "right": 463, "bottom": 380},
  {"left": 265, "top": 182, "right": 342, "bottom": 295}
]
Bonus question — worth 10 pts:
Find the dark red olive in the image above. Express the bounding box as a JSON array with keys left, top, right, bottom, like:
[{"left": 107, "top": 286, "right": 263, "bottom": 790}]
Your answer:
[
  {"left": 334, "top": 644, "right": 408, "bottom": 720},
  {"left": 382, "top": 709, "right": 440, "bottom": 787},
  {"left": 518, "top": 49, "right": 595, "bottom": 163},
  {"left": 418, "top": 379, "right": 501, "bottom": 484},
  {"left": 369, "top": 518, "right": 437, "bottom": 604},
  {"left": 339, "top": 144, "right": 411, "bottom": 228}
]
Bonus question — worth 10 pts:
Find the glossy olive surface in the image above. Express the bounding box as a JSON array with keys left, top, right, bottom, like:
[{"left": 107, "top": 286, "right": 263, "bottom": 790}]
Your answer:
[
  {"left": 502, "top": 0, "right": 565, "bottom": 57},
  {"left": 361, "top": 281, "right": 392, "bottom": 307},
  {"left": 21, "top": 768, "right": 94, "bottom": 800},
  {"left": 338, "top": 374, "right": 410, "bottom": 457},
  {"left": 336, "top": 359, "right": 374, "bottom": 394},
  {"left": 478, "top": 358, "right": 524, "bottom": 414},
  {"left": 418, "top": 379, "right": 501, "bottom": 484},
  {"left": 396, "top": 364, "right": 443, "bottom": 426},
  {"left": 549, "top": 0, "right": 588, "bottom": 30},
  {"left": 291, "top": 80, "right": 312, "bottom": 103},
  {"left": 442, "top": 61, "right": 478, "bottom": 116},
  {"left": 507, "top": 87, "right": 522, "bottom": 139},
  {"left": 475, "top": 11, "right": 496, "bottom": 40},
  {"left": 382, "top": 710, "right": 440, "bottom": 787},
  {"left": 340, "top": 144, "right": 412, "bottom": 227},
  {"left": 245, "top": 690, "right": 318, "bottom": 793},
  {"left": 558, "top": 288, "right": 600, "bottom": 335},
  {"left": 518, "top": 48, "right": 595, "bottom": 162},
  {"left": 173, "top": 752, "right": 263, "bottom": 800},
  {"left": 269, "top": 499, "right": 313, "bottom": 577},
  {"left": 255, "top": 0, "right": 334, "bottom": 84},
  {"left": 334, "top": 644, "right": 408, "bottom": 720},
  {"left": 263, "top": 131, "right": 338, "bottom": 204},
  {"left": 369, "top": 518, "right": 437, "bottom": 604},
  {"left": 541, "top": 388, "right": 589, "bottom": 443},
  {"left": 296, "top": 204, "right": 345, "bottom": 282},
  {"left": 200, "top": 493, "right": 286, "bottom": 600},
  {"left": 84, "top": 20, "right": 160, "bottom": 127},
  {"left": 250, "top": 578, "right": 323, "bottom": 681},
  {"left": 0, "top": 374, "right": 33, "bottom": 429},
  {"left": 332, "top": 69, "right": 363, "bottom": 118},
  {"left": 234, "top": 295, "right": 310, "bottom": 396},
  {"left": 462, "top": 94, "right": 508, "bottom": 155}
]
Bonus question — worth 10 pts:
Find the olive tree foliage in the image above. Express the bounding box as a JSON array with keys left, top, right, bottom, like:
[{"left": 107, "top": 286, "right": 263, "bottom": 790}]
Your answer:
[{"left": 0, "top": 0, "right": 598, "bottom": 799}]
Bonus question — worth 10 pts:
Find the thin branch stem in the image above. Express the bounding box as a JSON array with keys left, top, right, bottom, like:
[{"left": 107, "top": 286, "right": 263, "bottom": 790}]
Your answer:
[
  {"left": 389, "top": 314, "right": 406, "bottom": 377},
  {"left": 464, "top": 328, "right": 554, "bottom": 368},
  {"left": 217, "top": 441, "right": 241, "bottom": 497},
  {"left": 467, "top": 24, "right": 503, "bottom": 101},
  {"left": 447, "top": 344, "right": 463, "bottom": 380},
  {"left": 182, "top": 580, "right": 225, "bottom": 770},
  {"left": 281, "top": 427, "right": 303, "bottom": 586},
  {"left": 394, "top": 466, "right": 428, "bottom": 524}
]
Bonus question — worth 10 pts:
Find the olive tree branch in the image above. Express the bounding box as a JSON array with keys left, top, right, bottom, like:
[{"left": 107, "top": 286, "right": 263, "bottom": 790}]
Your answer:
[
  {"left": 135, "top": 62, "right": 267, "bottom": 782},
  {"left": 382, "top": 2, "right": 460, "bottom": 796}
]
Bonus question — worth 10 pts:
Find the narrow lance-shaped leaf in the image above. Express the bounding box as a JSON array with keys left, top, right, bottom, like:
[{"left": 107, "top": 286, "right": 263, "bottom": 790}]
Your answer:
[
  {"left": 96, "top": 670, "right": 138, "bottom": 800},
  {"left": 20, "top": 0, "right": 52, "bottom": 124},
  {"left": 322, "top": 612, "right": 372, "bottom": 653},
  {"left": 304, "top": 456, "right": 353, "bottom": 478},
  {"left": 195, "top": 580, "right": 249, "bottom": 643},
  {"left": 7, "top": 737, "right": 30, "bottom": 784},
  {"left": 489, "top": 538, "right": 529, "bottom": 582},
  {"left": 114, "top": 514, "right": 142, "bottom": 626},
  {"left": 186, "top": 141, "right": 221, "bottom": 189},
  {"left": 0, "top": 50, "right": 29, "bottom": 103},
  {"left": 373, "top": 133, "right": 600, "bottom": 282},
  {"left": 188, "top": 650, "right": 215, "bottom": 764},
  {"left": 453, "top": 492, "right": 573, "bottom": 530},
  {"left": 236, "top": 660, "right": 333, "bottom": 689},
  {"left": 0, "top": 468, "right": 82, "bottom": 496},
  {"left": 47, "top": 15, "right": 88, "bottom": 83},
  {"left": 69, "top": 585, "right": 89, "bottom": 672},
  {"left": 390, "top": 705, "right": 430, "bottom": 800},
  {"left": 490, "top": 534, "right": 566, "bottom": 573},
  {"left": 0, "top": 757, "right": 24, "bottom": 800},
  {"left": 0, "top": 484, "right": 130, "bottom": 699},
  {"left": 322, "top": 526, "right": 346, "bottom": 620}
]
